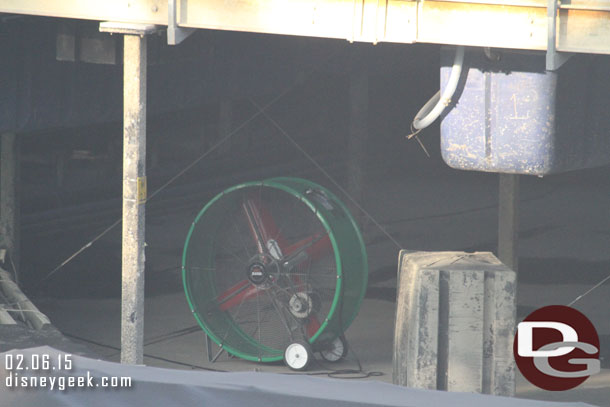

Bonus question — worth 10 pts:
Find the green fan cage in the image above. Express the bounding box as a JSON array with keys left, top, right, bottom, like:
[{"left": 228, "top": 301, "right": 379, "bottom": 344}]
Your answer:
[{"left": 182, "top": 177, "right": 368, "bottom": 362}]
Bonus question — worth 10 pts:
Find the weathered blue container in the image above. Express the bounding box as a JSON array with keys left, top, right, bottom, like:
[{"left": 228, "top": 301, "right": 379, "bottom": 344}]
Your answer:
[{"left": 440, "top": 49, "right": 610, "bottom": 175}]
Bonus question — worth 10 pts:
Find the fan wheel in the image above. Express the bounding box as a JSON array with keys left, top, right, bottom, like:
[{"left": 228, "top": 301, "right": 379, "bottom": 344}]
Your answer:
[
  {"left": 320, "top": 336, "right": 348, "bottom": 362},
  {"left": 284, "top": 341, "right": 313, "bottom": 371}
]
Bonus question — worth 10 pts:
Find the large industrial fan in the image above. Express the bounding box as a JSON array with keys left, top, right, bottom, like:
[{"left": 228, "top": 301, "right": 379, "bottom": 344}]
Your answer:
[{"left": 182, "top": 177, "right": 368, "bottom": 370}]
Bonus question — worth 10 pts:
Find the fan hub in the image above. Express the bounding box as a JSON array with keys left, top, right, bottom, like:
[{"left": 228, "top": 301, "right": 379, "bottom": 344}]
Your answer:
[{"left": 247, "top": 261, "right": 269, "bottom": 285}]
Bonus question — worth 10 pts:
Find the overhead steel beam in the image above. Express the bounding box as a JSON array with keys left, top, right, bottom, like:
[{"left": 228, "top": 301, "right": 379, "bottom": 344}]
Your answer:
[
  {"left": 1, "top": 0, "right": 166, "bottom": 25},
  {"left": 3, "top": 1, "right": 610, "bottom": 52}
]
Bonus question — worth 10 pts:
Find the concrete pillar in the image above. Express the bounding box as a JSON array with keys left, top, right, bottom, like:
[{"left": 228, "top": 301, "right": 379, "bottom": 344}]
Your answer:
[
  {"left": 346, "top": 47, "right": 368, "bottom": 226},
  {"left": 121, "top": 33, "right": 147, "bottom": 365},
  {"left": 99, "top": 22, "right": 157, "bottom": 366},
  {"left": 393, "top": 251, "right": 516, "bottom": 396},
  {"left": 0, "top": 133, "right": 19, "bottom": 282},
  {"left": 498, "top": 174, "right": 519, "bottom": 272}
]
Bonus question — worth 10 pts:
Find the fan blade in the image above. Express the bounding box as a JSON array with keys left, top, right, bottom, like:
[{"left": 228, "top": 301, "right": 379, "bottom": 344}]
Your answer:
[
  {"left": 280, "top": 234, "right": 331, "bottom": 295},
  {"left": 284, "top": 233, "right": 331, "bottom": 265},
  {"left": 306, "top": 315, "right": 322, "bottom": 339},
  {"left": 242, "top": 196, "right": 287, "bottom": 255},
  {"left": 242, "top": 200, "right": 265, "bottom": 255},
  {"left": 218, "top": 280, "right": 260, "bottom": 311}
]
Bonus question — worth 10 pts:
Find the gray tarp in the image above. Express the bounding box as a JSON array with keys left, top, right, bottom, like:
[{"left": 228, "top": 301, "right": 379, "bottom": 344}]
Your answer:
[{"left": 0, "top": 346, "right": 593, "bottom": 407}]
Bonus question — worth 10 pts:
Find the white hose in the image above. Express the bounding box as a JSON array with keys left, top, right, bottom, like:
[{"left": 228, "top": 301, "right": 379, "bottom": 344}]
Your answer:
[{"left": 412, "top": 46, "right": 465, "bottom": 130}]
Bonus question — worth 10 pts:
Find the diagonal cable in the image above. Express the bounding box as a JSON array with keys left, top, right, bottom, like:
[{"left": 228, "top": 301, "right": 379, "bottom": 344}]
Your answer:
[
  {"left": 248, "top": 98, "right": 404, "bottom": 251},
  {"left": 567, "top": 272, "right": 610, "bottom": 307},
  {"left": 42, "top": 51, "right": 338, "bottom": 282}
]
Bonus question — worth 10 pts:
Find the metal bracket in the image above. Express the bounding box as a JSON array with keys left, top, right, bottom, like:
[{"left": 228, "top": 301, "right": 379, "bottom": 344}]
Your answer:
[
  {"left": 99, "top": 22, "right": 159, "bottom": 36},
  {"left": 205, "top": 334, "right": 225, "bottom": 363},
  {"left": 546, "top": 0, "right": 572, "bottom": 70},
  {"left": 168, "top": 0, "right": 195, "bottom": 45}
]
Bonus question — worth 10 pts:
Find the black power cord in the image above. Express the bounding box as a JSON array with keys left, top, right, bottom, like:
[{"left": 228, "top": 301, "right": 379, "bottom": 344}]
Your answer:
[
  {"left": 313, "top": 347, "right": 384, "bottom": 379},
  {"left": 62, "top": 332, "right": 227, "bottom": 372}
]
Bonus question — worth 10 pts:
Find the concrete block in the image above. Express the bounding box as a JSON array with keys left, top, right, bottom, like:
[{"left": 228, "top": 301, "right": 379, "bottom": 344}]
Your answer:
[
  {"left": 444, "top": 268, "right": 485, "bottom": 392},
  {"left": 393, "top": 251, "right": 516, "bottom": 396},
  {"left": 483, "top": 266, "right": 517, "bottom": 396},
  {"left": 393, "top": 265, "right": 439, "bottom": 389}
]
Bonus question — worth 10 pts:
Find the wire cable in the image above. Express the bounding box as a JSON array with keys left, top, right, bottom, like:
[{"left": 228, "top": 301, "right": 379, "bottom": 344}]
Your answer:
[
  {"left": 62, "top": 332, "right": 227, "bottom": 372},
  {"left": 567, "top": 272, "right": 610, "bottom": 307},
  {"left": 63, "top": 330, "right": 384, "bottom": 379},
  {"left": 41, "top": 51, "right": 338, "bottom": 282},
  {"left": 248, "top": 98, "right": 404, "bottom": 252},
  {"left": 311, "top": 347, "right": 384, "bottom": 379}
]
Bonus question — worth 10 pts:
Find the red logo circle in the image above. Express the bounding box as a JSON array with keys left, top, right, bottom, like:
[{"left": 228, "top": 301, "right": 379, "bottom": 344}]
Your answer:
[{"left": 513, "top": 305, "right": 600, "bottom": 391}]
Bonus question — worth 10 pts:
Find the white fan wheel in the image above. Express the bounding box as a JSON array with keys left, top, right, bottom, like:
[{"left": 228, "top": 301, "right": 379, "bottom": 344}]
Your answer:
[{"left": 284, "top": 341, "right": 312, "bottom": 371}]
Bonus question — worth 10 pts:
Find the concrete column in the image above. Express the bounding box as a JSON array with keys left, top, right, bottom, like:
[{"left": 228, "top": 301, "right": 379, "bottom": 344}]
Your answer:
[
  {"left": 0, "top": 132, "right": 19, "bottom": 282},
  {"left": 121, "top": 34, "right": 147, "bottom": 365},
  {"left": 498, "top": 174, "right": 519, "bottom": 272},
  {"left": 394, "top": 251, "right": 516, "bottom": 396},
  {"left": 346, "top": 47, "right": 368, "bottom": 225}
]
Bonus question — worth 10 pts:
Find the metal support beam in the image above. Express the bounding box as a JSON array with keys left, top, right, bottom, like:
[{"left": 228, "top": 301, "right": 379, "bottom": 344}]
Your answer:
[
  {"left": 121, "top": 33, "right": 147, "bottom": 365},
  {"left": 7, "top": 0, "right": 610, "bottom": 55},
  {"left": 498, "top": 174, "right": 519, "bottom": 272},
  {"left": 546, "top": 0, "right": 572, "bottom": 70},
  {"left": 100, "top": 21, "right": 158, "bottom": 365},
  {"left": 100, "top": 22, "right": 159, "bottom": 36},
  {"left": 122, "top": 31, "right": 148, "bottom": 365},
  {"left": 168, "top": 0, "right": 195, "bottom": 45},
  {"left": 0, "top": 133, "right": 19, "bottom": 282}
]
